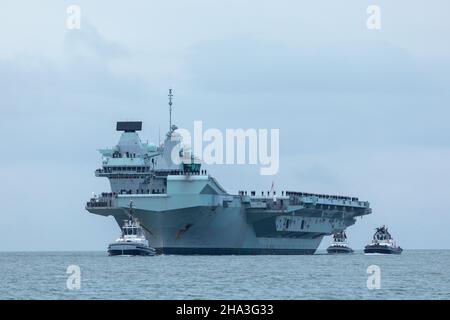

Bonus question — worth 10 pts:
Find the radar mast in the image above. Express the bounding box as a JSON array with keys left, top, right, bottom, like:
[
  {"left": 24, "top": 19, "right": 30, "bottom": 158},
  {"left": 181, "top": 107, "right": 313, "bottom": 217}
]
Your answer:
[{"left": 168, "top": 88, "right": 174, "bottom": 132}]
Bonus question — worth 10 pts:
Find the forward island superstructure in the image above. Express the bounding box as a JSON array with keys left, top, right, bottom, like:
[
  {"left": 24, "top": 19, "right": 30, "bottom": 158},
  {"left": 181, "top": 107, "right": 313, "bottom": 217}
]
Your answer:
[{"left": 86, "top": 97, "right": 371, "bottom": 255}]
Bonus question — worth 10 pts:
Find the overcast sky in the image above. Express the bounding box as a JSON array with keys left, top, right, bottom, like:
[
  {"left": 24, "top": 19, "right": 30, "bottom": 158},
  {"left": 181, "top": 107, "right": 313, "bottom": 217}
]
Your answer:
[{"left": 1, "top": 0, "right": 449, "bottom": 250}]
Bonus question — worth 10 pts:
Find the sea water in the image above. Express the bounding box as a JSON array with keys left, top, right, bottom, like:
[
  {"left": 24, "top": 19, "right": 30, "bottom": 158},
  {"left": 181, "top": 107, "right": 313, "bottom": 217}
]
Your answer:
[{"left": 0, "top": 250, "right": 448, "bottom": 299}]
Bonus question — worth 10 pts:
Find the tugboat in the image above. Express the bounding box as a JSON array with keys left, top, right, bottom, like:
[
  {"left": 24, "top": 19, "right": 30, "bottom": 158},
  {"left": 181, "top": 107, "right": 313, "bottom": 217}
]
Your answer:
[
  {"left": 107, "top": 202, "right": 156, "bottom": 256},
  {"left": 327, "top": 231, "right": 354, "bottom": 254},
  {"left": 364, "top": 225, "right": 402, "bottom": 254}
]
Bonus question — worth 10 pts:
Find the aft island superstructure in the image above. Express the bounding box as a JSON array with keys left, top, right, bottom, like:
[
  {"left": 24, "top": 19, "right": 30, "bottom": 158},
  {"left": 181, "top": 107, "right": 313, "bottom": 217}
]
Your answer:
[{"left": 86, "top": 113, "right": 371, "bottom": 255}]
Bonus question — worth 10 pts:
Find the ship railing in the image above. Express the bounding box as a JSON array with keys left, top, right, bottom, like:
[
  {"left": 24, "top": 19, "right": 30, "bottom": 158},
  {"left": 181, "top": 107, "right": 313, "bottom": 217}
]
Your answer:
[
  {"left": 95, "top": 169, "right": 153, "bottom": 177},
  {"left": 86, "top": 192, "right": 117, "bottom": 208},
  {"left": 86, "top": 201, "right": 108, "bottom": 208},
  {"left": 86, "top": 199, "right": 110, "bottom": 208},
  {"left": 116, "top": 189, "right": 167, "bottom": 195},
  {"left": 286, "top": 191, "right": 369, "bottom": 208},
  {"left": 95, "top": 168, "right": 210, "bottom": 176},
  {"left": 244, "top": 197, "right": 288, "bottom": 211}
]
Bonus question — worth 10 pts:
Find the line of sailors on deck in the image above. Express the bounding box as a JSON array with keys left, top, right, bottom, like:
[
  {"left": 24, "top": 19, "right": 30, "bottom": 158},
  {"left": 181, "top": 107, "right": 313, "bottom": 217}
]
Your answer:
[
  {"left": 286, "top": 191, "right": 358, "bottom": 202},
  {"left": 239, "top": 190, "right": 285, "bottom": 197},
  {"left": 98, "top": 189, "right": 166, "bottom": 196},
  {"left": 237, "top": 190, "right": 358, "bottom": 202}
]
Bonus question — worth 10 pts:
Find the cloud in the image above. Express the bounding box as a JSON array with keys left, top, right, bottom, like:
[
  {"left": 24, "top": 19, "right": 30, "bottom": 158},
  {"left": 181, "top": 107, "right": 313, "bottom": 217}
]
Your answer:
[
  {"left": 0, "top": 21, "right": 157, "bottom": 170},
  {"left": 63, "top": 19, "right": 129, "bottom": 60},
  {"left": 186, "top": 37, "right": 436, "bottom": 94},
  {"left": 0, "top": 23, "right": 148, "bottom": 118}
]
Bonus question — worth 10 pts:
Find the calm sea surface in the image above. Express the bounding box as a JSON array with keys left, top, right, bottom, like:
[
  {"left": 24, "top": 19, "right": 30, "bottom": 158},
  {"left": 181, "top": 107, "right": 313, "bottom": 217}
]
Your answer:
[{"left": 0, "top": 250, "right": 449, "bottom": 299}]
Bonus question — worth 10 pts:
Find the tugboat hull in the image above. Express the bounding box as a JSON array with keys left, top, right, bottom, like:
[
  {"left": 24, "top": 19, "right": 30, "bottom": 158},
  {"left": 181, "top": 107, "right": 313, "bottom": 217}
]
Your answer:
[
  {"left": 327, "top": 246, "right": 354, "bottom": 254},
  {"left": 364, "top": 245, "right": 402, "bottom": 254},
  {"left": 108, "top": 243, "right": 156, "bottom": 256}
]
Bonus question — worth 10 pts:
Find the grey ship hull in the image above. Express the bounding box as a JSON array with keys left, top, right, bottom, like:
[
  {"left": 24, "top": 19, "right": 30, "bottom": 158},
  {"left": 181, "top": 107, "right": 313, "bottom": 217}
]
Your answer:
[
  {"left": 87, "top": 179, "right": 371, "bottom": 255},
  {"left": 94, "top": 205, "right": 322, "bottom": 255},
  {"left": 137, "top": 207, "right": 320, "bottom": 255}
]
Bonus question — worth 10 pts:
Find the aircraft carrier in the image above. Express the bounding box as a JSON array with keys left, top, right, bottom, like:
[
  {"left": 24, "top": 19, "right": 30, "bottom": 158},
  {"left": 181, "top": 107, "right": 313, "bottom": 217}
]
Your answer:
[{"left": 86, "top": 94, "right": 372, "bottom": 254}]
